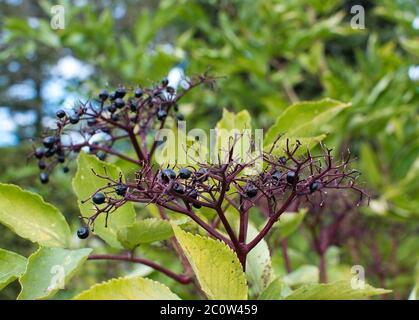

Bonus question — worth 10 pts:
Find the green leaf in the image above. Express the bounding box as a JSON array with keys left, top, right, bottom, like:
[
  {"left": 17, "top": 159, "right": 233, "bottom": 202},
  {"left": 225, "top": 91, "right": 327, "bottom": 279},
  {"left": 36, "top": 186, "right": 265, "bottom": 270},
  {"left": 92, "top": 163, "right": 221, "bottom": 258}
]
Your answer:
[
  {"left": 18, "top": 247, "right": 92, "bottom": 300},
  {"left": 359, "top": 143, "right": 383, "bottom": 189},
  {"left": 172, "top": 224, "right": 248, "bottom": 300},
  {"left": 74, "top": 276, "right": 180, "bottom": 300},
  {"left": 285, "top": 280, "right": 391, "bottom": 300},
  {"left": 117, "top": 218, "right": 174, "bottom": 250},
  {"left": 259, "top": 278, "right": 292, "bottom": 300},
  {"left": 265, "top": 98, "right": 350, "bottom": 145},
  {"left": 0, "top": 248, "right": 27, "bottom": 291},
  {"left": 72, "top": 152, "right": 136, "bottom": 249},
  {"left": 216, "top": 109, "right": 251, "bottom": 131},
  {"left": 245, "top": 222, "right": 274, "bottom": 296},
  {"left": 0, "top": 184, "right": 71, "bottom": 248},
  {"left": 273, "top": 209, "right": 307, "bottom": 239}
]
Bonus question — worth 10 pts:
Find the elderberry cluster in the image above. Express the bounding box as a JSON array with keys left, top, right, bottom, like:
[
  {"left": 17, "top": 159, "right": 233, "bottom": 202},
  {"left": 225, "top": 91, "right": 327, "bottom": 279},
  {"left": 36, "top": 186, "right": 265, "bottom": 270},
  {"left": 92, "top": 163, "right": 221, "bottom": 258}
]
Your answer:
[{"left": 32, "top": 73, "right": 215, "bottom": 188}]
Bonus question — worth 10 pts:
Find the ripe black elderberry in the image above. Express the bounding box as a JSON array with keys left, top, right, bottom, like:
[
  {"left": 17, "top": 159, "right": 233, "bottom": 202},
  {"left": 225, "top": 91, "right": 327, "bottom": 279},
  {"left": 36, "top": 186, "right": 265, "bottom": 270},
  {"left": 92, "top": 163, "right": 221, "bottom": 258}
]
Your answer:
[
  {"left": 43, "top": 136, "right": 55, "bottom": 149},
  {"left": 62, "top": 166, "right": 69, "bottom": 173},
  {"left": 161, "top": 78, "right": 169, "bottom": 87},
  {"left": 39, "top": 172, "right": 49, "bottom": 184},
  {"left": 245, "top": 183, "right": 258, "bottom": 198},
  {"left": 176, "top": 113, "right": 185, "bottom": 121},
  {"left": 286, "top": 171, "right": 298, "bottom": 184},
  {"left": 108, "top": 104, "right": 117, "bottom": 113},
  {"left": 186, "top": 188, "right": 201, "bottom": 208},
  {"left": 161, "top": 169, "right": 176, "bottom": 182},
  {"left": 195, "top": 168, "right": 208, "bottom": 182},
  {"left": 134, "top": 89, "right": 143, "bottom": 98},
  {"left": 173, "top": 182, "right": 185, "bottom": 194},
  {"left": 179, "top": 168, "right": 192, "bottom": 179},
  {"left": 96, "top": 152, "right": 107, "bottom": 161},
  {"left": 115, "top": 184, "right": 128, "bottom": 196},
  {"left": 99, "top": 90, "right": 109, "bottom": 101},
  {"left": 114, "top": 86, "right": 126, "bottom": 99},
  {"left": 34, "top": 147, "right": 45, "bottom": 159},
  {"left": 114, "top": 98, "right": 125, "bottom": 109},
  {"left": 56, "top": 109, "right": 66, "bottom": 119},
  {"left": 77, "top": 226, "right": 89, "bottom": 239},
  {"left": 310, "top": 181, "right": 320, "bottom": 193},
  {"left": 128, "top": 100, "right": 137, "bottom": 112},
  {"left": 92, "top": 192, "right": 106, "bottom": 204},
  {"left": 38, "top": 160, "right": 46, "bottom": 170},
  {"left": 157, "top": 109, "right": 168, "bottom": 121},
  {"left": 111, "top": 113, "right": 120, "bottom": 122},
  {"left": 69, "top": 114, "right": 80, "bottom": 124},
  {"left": 272, "top": 170, "right": 282, "bottom": 181},
  {"left": 278, "top": 156, "right": 287, "bottom": 165},
  {"left": 58, "top": 154, "right": 65, "bottom": 163},
  {"left": 45, "top": 147, "right": 56, "bottom": 158},
  {"left": 166, "top": 86, "right": 175, "bottom": 95}
]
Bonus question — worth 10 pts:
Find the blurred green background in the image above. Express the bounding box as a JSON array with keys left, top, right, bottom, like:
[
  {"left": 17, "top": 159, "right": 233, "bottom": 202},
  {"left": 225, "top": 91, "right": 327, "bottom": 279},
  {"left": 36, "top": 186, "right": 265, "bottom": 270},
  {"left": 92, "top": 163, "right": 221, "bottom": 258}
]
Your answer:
[{"left": 0, "top": 0, "right": 418, "bottom": 299}]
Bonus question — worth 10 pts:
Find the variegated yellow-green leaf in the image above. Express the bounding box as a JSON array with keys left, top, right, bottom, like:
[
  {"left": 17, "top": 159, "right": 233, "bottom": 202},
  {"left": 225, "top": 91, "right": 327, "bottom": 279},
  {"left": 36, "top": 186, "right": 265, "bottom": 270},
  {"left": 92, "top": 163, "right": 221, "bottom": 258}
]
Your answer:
[
  {"left": 117, "top": 218, "right": 173, "bottom": 250},
  {"left": 0, "top": 248, "right": 27, "bottom": 291},
  {"left": 18, "top": 247, "right": 92, "bottom": 300},
  {"left": 285, "top": 280, "right": 391, "bottom": 300},
  {"left": 0, "top": 183, "right": 71, "bottom": 248},
  {"left": 172, "top": 224, "right": 248, "bottom": 300},
  {"left": 74, "top": 276, "right": 180, "bottom": 300},
  {"left": 72, "top": 152, "right": 136, "bottom": 249},
  {"left": 265, "top": 98, "right": 350, "bottom": 145}
]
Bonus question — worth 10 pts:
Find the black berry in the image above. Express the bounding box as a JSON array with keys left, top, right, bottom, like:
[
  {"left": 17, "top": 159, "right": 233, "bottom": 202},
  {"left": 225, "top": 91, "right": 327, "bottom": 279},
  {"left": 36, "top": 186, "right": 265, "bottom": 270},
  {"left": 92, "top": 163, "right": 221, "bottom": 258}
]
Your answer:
[
  {"left": 96, "top": 151, "right": 107, "bottom": 161},
  {"left": 134, "top": 89, "right": 143, "bottom": 98},
  {"left": 38, "top": 160, "right": 46, "bottom": 170},
  {"left": 157, "top": 109, "right": 168, "bottom": 121},
  {"left": 161, "top": 169, "right": 176, "bottom": 182},
  {"left": 34, "top": 147, "right": 45, "bottom": 159},
  {"left": 245, "top": 183, "right": 258, "bottom": 198},
  {"left": 115, "top": 184, "right": 128, "bottom": 196},
  {"left": 63, "top": 166, "right": 69, "bottom": 173},
  {"left": 77, "top": 226, "right": 89, "bottom": 239},
  {"left": 173, "top": 182, "right": 185, "bottom": 194},
  {"left": 56, "top": 109, "right": 66, "bottom": 119},
  {"left": 286, "top": 171, "right": 298, "bottom": 184},
  {"left": 99, "top": 90, "right": 109, "bottom": 101},
  {"left": 58, "top": 154, "right": 65, "bottom": 163},
  {"left": 310, "top": 181, "right": 320, "bottom": 193},
  {"left": 166, "top": 86, "right": 175, "bottom": 94},
  {"left": 176, "top": 113, "right": 185, "bottom": 121},
  {"left": 92, "top": 192, "right": 106, "bottom": 204},
  {"left": 42, "top": 136, "right": 55, "bottom": 149},
  {"left": 115, "top": 98, "right": 125, "bottom": 109},
  {"left": 45, "top": 147, "right": 56, "bottom": 157},
  {"left": 111, "top": 113, "right": 120, "bottom": 122},
  {"left": 39, "top": 172, "right": 49, "bottom": 184},
  {"left": 195, "top": 168, "right": 208, "bottom": 182},
  {"left": 114, "top": 86, "right": 126, "bottom": 99},
  {"left": 108, "top": 104, "right": 117, "bottom": 113},
  {"left": 69, "top": 114, "right": 80, "bottom": 124},
  {"left": 179, "top": 168, "right": 192, "bottom": 179},
  {"left": 161, "top": 77, "right": 169, "bottom": 87},
  {"left": 278, "top": 156, "right": 287, "bottom": 165}
]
